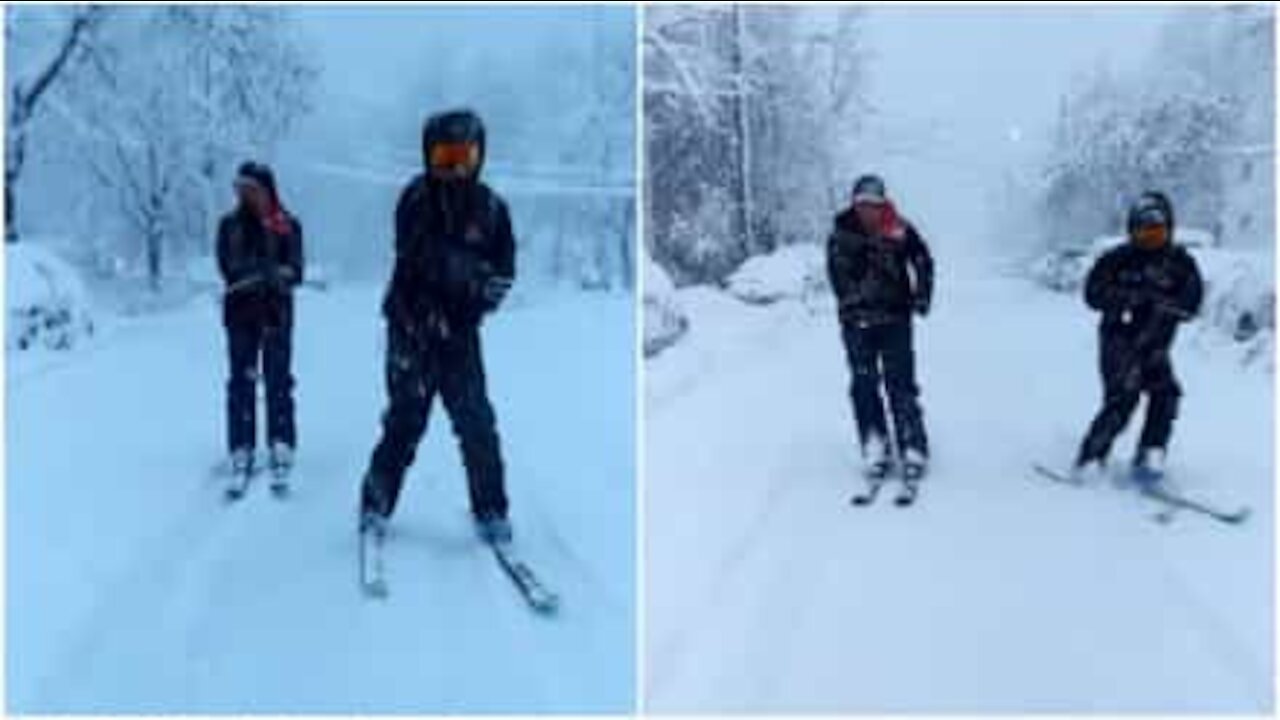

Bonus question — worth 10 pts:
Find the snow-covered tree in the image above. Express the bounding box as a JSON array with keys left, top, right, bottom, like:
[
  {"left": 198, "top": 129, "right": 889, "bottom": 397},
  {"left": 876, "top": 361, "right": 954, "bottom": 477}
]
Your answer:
[
  {"left": 5, "top": 5, "right": 106, "bottom": 244},
  {"left": 1039, "top": 6, "right": 1271, "bottom": 249},
  {"left": 63, "top": 7, "right": 315, "bottom": 290},
  {"left": 645, "top": 5, "right": 870, "bottom": 286}
]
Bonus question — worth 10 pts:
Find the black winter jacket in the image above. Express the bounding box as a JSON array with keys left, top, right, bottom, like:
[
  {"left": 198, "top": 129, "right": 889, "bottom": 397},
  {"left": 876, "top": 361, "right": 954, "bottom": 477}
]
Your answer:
[
  {"left": 826, "top": 208, "right": 934, "bottom": 325},
  {"left": 216, "top": 206, "right": 304, "bottom": 328},
  {"left": 1084, "top": 241, "right": 1203, "bottom": 353},
  {"left": 382, "top": 174, "right": 516, "bottom": 333}
]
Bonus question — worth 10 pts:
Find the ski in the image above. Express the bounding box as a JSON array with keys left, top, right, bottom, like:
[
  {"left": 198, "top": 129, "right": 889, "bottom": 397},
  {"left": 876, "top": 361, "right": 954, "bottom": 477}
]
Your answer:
[
  {"left": 1140, "top": 485, "right": 1251, "bottom": 526},
  {"left": 1033, "top": 463, "right": 1248, "bottom": 526},
  {"left": 491, "top": 543, "right": 559, "bottom": 615},
  {"left": 1032, "top": 463, "right": 1083, "bottom": 487},
  {"left": 359, "top": 520, "right": 388, "bottom": 599}
]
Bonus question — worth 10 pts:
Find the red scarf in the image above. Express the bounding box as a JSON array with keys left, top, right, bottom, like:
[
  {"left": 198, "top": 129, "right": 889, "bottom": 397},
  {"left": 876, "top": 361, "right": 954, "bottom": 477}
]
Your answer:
[
  {"left": 879, "top": 200, "right": 907, "bottom": 241},
  {"left": 261, "top": 199, "right": 291, "bottom": 236}
]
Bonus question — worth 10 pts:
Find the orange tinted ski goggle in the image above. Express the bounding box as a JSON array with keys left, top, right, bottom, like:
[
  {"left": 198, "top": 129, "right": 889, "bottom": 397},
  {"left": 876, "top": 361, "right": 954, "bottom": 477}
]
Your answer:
[
  {"left": 429, "top": 142, "right": 480, "bottom": 172},
  {"left": 1132, "top": 223, "right": 1170, "bottom": 250}
]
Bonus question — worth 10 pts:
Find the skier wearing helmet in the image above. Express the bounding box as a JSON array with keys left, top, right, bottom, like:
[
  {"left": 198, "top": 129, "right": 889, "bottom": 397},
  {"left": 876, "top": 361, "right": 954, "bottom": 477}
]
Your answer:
[
  {"left": 359, "top": 108, "right": 517, "bottom": 545},
  {"left": 1074, "top": 191, "right": 1204, "bottom": 487}
]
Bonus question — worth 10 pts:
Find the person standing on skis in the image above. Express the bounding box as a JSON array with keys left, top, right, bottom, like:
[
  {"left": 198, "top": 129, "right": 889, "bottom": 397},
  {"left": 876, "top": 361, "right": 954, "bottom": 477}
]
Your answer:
[
  {"left": 827, "top": 174, "right": 934, "bottom": 482},
  {"left": 1074, "top": 191, "right": 1203, "bottom": 487},
  {"left": 359, "top": 108, "right": 516, "bottom": 545},
  {"left": 216, "top": 161, "right": 304, "bottom": 494}
]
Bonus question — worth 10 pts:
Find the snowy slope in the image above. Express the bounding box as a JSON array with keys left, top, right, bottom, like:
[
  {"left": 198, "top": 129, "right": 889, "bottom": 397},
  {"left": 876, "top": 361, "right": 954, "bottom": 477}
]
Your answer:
[
  {"left": 645, "top": 261, "right": 1272, "bottom": 713},
  {"left": 8, "top": 285, "right": 635, "bottom": 713}
]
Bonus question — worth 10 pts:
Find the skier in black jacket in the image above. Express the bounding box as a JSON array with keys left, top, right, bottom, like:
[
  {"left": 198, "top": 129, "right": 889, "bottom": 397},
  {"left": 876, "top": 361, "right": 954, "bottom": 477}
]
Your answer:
[
  {"left": 1074, "top": 191, "right": 1203, "bottom": 486},
  {"left": 360, "top": 109, "right": 517, "bottom": 545},
  {"left": 827, "top": 174, "right": 934, "bottom": 481},
  {"left": 216, "top": 161, "right": 304, "bottom": 489}
]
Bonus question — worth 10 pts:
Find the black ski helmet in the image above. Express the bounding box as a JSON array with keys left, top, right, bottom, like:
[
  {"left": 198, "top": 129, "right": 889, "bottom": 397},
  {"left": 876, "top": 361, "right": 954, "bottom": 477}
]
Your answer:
[
  {"left": 851, "top": 174, "right": 888, "bottom": 205},
  {"left": 421, "top": 108, "right": 486, "bottom": 178},
  {"left": 1127, "top": 190, "right": 1175, "bottom": 238}
]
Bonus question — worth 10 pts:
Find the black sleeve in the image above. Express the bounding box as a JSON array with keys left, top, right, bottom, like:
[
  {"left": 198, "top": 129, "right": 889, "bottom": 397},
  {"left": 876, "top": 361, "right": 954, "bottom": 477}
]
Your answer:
[
  {"left": 826, "top": 230, "right": 858, "bottom": 304},
  {"left": 490, "top": 196, "right": 516, "bottom": 282},
  {"left": 1172, "top": 251, "right": 1204, "bottom": 319},
  {"left": 906, "top": 225, "right": 934, "bottom": 308},
  {"left": 283, "top": 217, "right": 304, "bottom": 286},
  {"left": 216, "top": 216, "right": 234, "bottom": 284},
  {"left": 384, "top": 180, "right": 424, "bottom": 320},
  {"left": 217, "top": 215, "right": 258, "bottom": 286},
  {"left": 1084, "top": 249, "right": 1131, "bottom": 313}
]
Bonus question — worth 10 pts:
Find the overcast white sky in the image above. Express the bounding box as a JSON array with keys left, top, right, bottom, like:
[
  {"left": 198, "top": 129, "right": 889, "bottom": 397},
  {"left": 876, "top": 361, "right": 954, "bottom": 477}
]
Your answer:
[{"left": 860, "top": 5, "right": 1175, "bottom": 249}]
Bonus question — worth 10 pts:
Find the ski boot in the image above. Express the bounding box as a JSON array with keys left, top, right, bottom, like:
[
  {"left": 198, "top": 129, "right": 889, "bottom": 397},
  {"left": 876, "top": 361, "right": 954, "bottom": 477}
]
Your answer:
[
  {"left": 360, "top": 506, "right": 388, "bottom": 540},
  {"left": 230, "top": 447, "right": 254, "bottom": 475},
  {"left": 902, "top": 447, "right": 928, "bottom": 482},
  {"left": 861, "top": 434, "right": 893, "bottom": 480},
  {"left": 1131, "top": 448, "right": 1166, "bottom": 492},
  {"left": 1071, "top": 457, "right": 1107, "bottom": 486},
  {"left": 475, "top": 511, "right": 514, "bottom": 546},
  {"left": 268, "top": 441, "right": 293, "bottom": 496},
  {"left": 225, "top": 447, "right": 254, "bottom": 501}
]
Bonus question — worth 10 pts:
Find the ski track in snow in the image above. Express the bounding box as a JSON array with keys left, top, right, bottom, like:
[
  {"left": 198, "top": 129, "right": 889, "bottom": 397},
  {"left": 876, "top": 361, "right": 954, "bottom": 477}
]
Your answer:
[
  {"left": 8, "top": 286, "right": 635, "bottom": 713},
  {"left": 645, "top": 267, "right": 1273, "bottom": 713}
]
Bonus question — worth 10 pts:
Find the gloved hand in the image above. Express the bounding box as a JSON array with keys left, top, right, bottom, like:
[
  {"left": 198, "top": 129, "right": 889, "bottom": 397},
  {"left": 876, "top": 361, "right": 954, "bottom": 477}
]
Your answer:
[
  {"left": 273, "top": 265, "right": 298, "bottom": 288},
  {"left": 912, "top": 294, "right": 931, "bottom": 317}
]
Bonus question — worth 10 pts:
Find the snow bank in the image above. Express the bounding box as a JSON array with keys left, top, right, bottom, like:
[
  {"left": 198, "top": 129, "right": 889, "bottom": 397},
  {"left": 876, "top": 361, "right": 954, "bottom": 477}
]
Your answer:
[
  {"left": 725, "top": 243, "right": 827, "bottom": 306},
  {"left": 7, "top": 242, "right": 95, "bottom": 352},
  {"left": 644, "top": 254, "right": 688, "bottom": 357},
  {"left": 1194, "top": 249, "right": 1275, "bottom": 370}
]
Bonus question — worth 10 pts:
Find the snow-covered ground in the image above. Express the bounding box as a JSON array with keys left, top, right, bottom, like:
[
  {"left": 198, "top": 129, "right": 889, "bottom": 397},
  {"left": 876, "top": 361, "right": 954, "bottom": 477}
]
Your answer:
[
  {"left": 8, "top": 284, "right": 635, "bottom": 713},
  {"left": 645, "top": 256, "right": 1273, "bottom": 713}
]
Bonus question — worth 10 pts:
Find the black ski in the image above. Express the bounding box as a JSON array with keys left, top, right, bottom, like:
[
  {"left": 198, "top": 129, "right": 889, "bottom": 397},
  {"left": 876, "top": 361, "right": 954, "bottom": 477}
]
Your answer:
[
  {"left": 491, "top": 544, "right": 559, "bottom": 615},
  {"left": 1140, "top": 485, "right": 1251, "bottom": 526},
  {"left": 1032, "top": 463, "right": 1083, "bottom": 487},
  {"left": 1032, "top": 463, "right": 1248, "bottom": 526}
]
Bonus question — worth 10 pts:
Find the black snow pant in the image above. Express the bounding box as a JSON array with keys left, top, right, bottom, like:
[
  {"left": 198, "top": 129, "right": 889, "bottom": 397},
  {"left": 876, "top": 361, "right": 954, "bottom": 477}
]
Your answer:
[
  {"left": 226, "top": 320, "right": 296, "bottom": 453},
  {"left": 839, "top": 317, "right": 929, "bottom": 457},
  {"left": 1077, "top": 335, "right": 1181, "bottom": 465},
  {"left": 362, "top": 319, "right": 507, "bottom": 521}
]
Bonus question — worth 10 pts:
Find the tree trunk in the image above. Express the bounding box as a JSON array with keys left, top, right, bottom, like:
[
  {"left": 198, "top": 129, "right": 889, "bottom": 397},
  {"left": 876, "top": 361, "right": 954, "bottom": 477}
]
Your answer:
[
  {"left": 146, "top": 223, "right": 163, "bottom": 293},
  {"left": 6, "top": 169, "right": 16, "bottom": 244},
  {"left": 730, "top": 5, "right": 754, "bottom": 257}
]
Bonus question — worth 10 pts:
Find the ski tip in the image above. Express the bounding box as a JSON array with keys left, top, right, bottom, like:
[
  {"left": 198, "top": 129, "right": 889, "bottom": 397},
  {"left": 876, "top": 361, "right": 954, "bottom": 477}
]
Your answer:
[
  {"left": 1227, "top": 508, "right": 1252, "bottom": 525},
  {"left": 534, "top": 595, "right": 561, "bottom": 616},
  {"left": 362, "top": 580, "right": 389, "bottom": 599}
]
